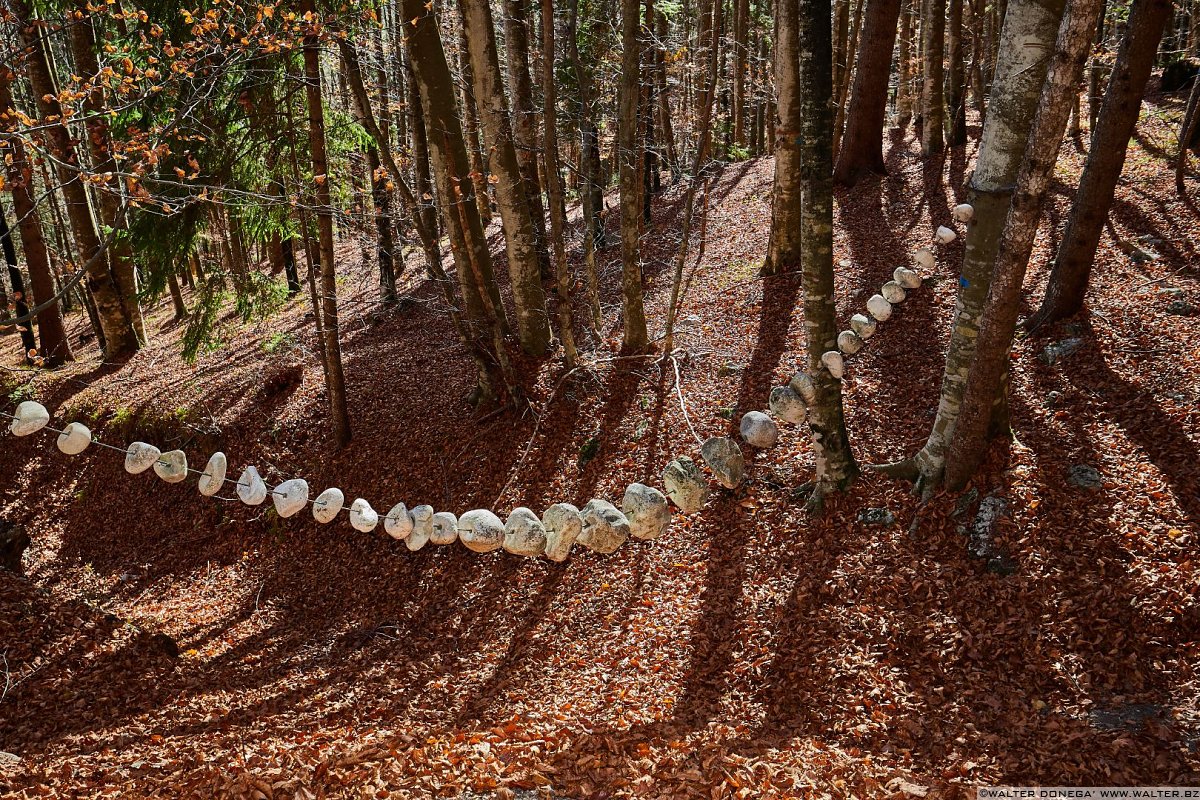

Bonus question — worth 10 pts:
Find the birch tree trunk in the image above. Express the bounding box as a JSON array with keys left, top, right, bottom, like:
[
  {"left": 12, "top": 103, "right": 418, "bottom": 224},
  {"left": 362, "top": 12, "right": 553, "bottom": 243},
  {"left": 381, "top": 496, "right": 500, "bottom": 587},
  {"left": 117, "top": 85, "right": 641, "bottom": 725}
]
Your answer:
[
  {"left": 460, "top": 0, "right": 553, "bottom": 356},
  {"left": 1028, "top": 0, "right": 1170, "bottom": 330},
  {"left": 619, "top": 0, "right": 649, "bottom": 350},
  {"left": 943, "top": 0, "right": 1103, "bottom": 488},
  {"left": 882, "top": 0, "right": 1067, "bottom": 493},
  {"left": 833, "top": 0, "right": 903, "bottom": 184}
]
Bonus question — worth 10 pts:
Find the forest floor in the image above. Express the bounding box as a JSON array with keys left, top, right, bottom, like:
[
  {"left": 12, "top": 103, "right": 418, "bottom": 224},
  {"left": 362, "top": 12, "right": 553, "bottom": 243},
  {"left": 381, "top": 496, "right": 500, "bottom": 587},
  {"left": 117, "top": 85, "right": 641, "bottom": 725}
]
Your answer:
[{"left": 1, "top": 91, "right": 1198, "bottom": 798}]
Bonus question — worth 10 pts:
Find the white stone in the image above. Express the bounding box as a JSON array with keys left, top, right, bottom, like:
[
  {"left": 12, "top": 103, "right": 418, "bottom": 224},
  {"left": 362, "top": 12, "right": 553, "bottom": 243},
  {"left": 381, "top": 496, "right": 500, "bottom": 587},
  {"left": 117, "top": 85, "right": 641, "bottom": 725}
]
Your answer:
[
  {"left": 701, "top": 436, "right": 744, "bottom": 489},
  {"left": 769, "top": 386, "right": 808, "bottom": 424},
  {"left": 313, "top": 487, "right": 345, "bottom": 523},
  {"left": 273, "top": 479, "right": 309, "bottom": 518},
  {"left": 952, "top": 203, "right": 974, "bottom": 223},
  {"left": 662, "top": 457, "right": 709, "bottom": 512},
  {"left": 789, "top": 371, "right": 816, "bottom": 404},
  {"left": 739, "top": 411, "right": 778, "bottom": 448},
  {"left": 124, "top": 442, "right": 161, "bottom": 475},
  {"left": 199, "top": 452, "right": 227, "bottom": 496},
  {"left": 893, "top": 267, "right": 922, "bottom": 289},
  {"left": 385, "top": 503, "right": 413, "bottom": 540},
  {"left": 237, "top": 466, "right": 268, "bottom": 506},
  {"left": 431, "top": 512, "right": 458, "bottom": 545},
  {"left": 882, "top": 281, "right": 907, "bottom": 304},
  {"left": 867, "top": 294, "right": 893, "bottom": 321},
  {"left": 822, "top": 350, "right": 844, "bottom": 380},
  {"left": 55, "top": 422, "right": 91, "bottom": 455},
  {"left": 913, "top": 247, "right": 936, "bottom": 271},
  {"left": 935, "top": 225, "right": 957, "bottom": 244},
  {"left": 503, "top": 507, "right": 547, "bottom": 556},
  {"left": 837, "top": 330, "right": 864, "bottom": 355},
  {"left": 850, "top": 313, "right": 877, "bottom": 340},
  {"left": 622, "top": 483, "right": 671, "bottom": 541},
  {"left": 458, "top": 508, "right": 504, "bottom": 552},
  {"left": 154, "top": 450, "right": 188, "bottom": 483},
  {"left": 10, "top": 401, "right": 49, "bottom": 436},
  {"left": 578, "top": 499, "right": 630, "bottom": 554},
  {"left": 407, "top": 505, "right": 434, "bottom": 550},
  {"left": 350, "top": 498, "right": 379, "bottom": 532},
  {"left": 542, "top": 503, "right": 582, "bottom": 562}
]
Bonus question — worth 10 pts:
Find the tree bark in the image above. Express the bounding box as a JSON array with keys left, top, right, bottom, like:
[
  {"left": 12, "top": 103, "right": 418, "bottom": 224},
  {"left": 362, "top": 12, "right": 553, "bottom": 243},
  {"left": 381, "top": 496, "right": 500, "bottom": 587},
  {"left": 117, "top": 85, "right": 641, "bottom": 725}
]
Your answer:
[
  {"left": 764, "top": 0, "right": 803, "bottom": 274},
  {"left": 833, "top": 0, "right": 903, "bottom": 184},
  {"left": 896, "top": 0, "right": 915, "bottom": 127},
  {"left": 1028, "top": 0, "right": 1171, "bottom": 330},
  {"left": 9, "top": 0, "right": 136, "bottom": 358},
  {"left": 943, "top": 0, "right": 1103, "bottom": 488},
  {"left": 566, "top": 0, "right": 604, "bottom": 333},
  {"left": 504, "top": 0, "right": 550, "bottom": 272},
  {"left": 797, "top": 0, "right": 859, "bottom": 495},
  {"left": 459, "top": 0, "right": 552, "bottom": 355},
  {"left": 456, "top": 22, "right": 494, "bottom": 224},
  {"left": 300, "top": 2, "right": 352, "bottom": 448},
  {"left": 733, "top": 0, "right": 751, "bottom": 146},
  {"left": 946, "top": 0, "right": 968, "bottom": 145},
  {"left": 831, "top": 0, "right": 865, "bottom": 160},
  {"left": 619, "top": 0, "right": 649, "bottom": 350},
  {"left": 920, "top": 0, "right": 946, "bottom": 155}
]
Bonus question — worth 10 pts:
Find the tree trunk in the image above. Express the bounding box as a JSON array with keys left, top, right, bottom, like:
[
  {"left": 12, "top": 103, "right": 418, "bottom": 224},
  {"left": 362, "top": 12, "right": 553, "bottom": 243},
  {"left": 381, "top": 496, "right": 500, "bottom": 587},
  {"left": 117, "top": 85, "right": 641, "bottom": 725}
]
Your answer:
[
  {"left": 1088, "top": 3, "right": 1109, "bottom": 130},
  {"left": 831, "top": 0, "right": 865, "bottom": 160},
  {"left": 457, "top": 22, "right": 494, "bottom": 224},
  {"left": 890, "top": 0, "right": 1068, "bottom": 493},
  {"left": 504, "top": 0, "right": 550, "bottom": 273},
  {"left": 69, "top": 2, "right": 146, "bottom": 347},
  {"left": 920, "top": 0, "right": 946, "bottom": 155},
  {"left": 459, "top": 0, "right": 552, "bottom": 356},
  {"left": 301, "top": 2, "right": 352, "bottom": 448},
  {"left": 619, "top": 0, "right": 649, "bottom": 350},
  {"left": 0, "top": 202, "right": 39, "bottom": 361},
  {"left": 797, "top": 0, "right": 859, "bottom": 496},
  {"left": 168, "top": 272, "right": 189, "bottom": 320},
  {"left": 943, "top": 0, "right": 1103, "bottom": 489},
  {"left": 541, "top": 0, "right": 578, "bottom": 367},
  {"left": 833, "top": 0, "right": 903, "bottom": 184},
  {"left": 1028, "top": 0, "right": 1171, "bottom": 330},
  {"left": 566, "top": 0, "right": 605, "bottom": 333},
  {"left": 764, "top": 0, "right": 804, "bottom": 275},
  {"left": 403, "top": 39, "right": 440, "bottom": 248},
  {"left": 657, "top": 9, "right": 681, "bottom": 179},
  {"left": 10, "top": 0, "right": 136, "bottom": 358},
  {"left": 733, "top": 0, "right": 751, "bottom": 146},
  {"left": 896, "top": 0, "right": 915, "bottom": 126},
  {"left": 946, "top": 0, "right": 968, "bottom": 145}
]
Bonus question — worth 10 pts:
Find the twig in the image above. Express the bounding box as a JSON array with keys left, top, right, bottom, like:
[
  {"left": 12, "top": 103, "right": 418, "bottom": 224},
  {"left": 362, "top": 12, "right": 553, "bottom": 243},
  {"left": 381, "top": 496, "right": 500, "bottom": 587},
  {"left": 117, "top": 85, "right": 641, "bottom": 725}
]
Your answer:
[
  {"left": 668, "top": 351, "right": 704, "bottom": 447},
  {"left": 492, "top": 365, "right": 583, "bottom": 507}
]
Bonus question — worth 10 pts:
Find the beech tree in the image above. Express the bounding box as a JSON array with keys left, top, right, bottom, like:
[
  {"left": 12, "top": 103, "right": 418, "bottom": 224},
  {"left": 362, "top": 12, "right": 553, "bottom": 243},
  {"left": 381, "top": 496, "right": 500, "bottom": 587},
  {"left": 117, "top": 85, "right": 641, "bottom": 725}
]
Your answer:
[
  {"left": 618, "top": 0, "right": 649, "bottom": 351},
  {"left": 833, "top": 0, "right": 903, "bottom": 185}
]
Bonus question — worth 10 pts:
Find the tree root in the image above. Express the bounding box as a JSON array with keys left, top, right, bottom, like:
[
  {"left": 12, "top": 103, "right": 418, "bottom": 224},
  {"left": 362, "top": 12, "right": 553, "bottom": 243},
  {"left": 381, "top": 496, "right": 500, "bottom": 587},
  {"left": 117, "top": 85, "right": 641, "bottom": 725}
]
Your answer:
[{"left": 868, "top": 458, "right": 920, "bottom": 481}]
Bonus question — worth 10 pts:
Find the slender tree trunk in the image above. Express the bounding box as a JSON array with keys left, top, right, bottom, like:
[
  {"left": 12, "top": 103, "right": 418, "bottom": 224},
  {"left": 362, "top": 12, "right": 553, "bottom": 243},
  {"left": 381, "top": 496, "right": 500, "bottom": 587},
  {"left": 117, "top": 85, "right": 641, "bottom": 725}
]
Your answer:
[
  {"left": 301, "top": 2, "right": 352, "bottom": 448},
  {"left": 504, "top": 0, "right": 550, "bottom": 273},
  {"left": 10, "top": 0, "right": 136, "bottom": 358},
  {"left": 1177, "top": 77, "right": 1200, "bottom": 192},
  {"left": 943, "top": 0, "right": 1103, "bottom": 488},
  {"left": 798, "top": 0, "right": 858, "bottom": 496},
  {"left": 619, "top": 0, "right": 649, "bottom": 350},
  {"left": 946, "top": 0, "right": 968, "bottom": 145},
  {"left": 566, "top": 0, "right": 605, "bottom": 333},
  {"left": 833, "top": 0, "right": 903, "bottom": 184},
  {"left": 920, "top": 0, "right": 946, "bottom": 155},
  {"left": 457, "top": 22, "right": 494, "bottom": 224},
  {"left": 1088, "top": 3, "right": 1109, "bottom": 130},
  {"left": 887, "top": 0, "right": 1068, "bottom": 493},
  {"left": 1, "top": 201, "right": 63, "bottom": 364},
  {"left": 733, "top": 0, "right": 751, "bottom": 146},
  {"left": 403, "top": 40, "right": 440, "bottom": 248},
  {"left": 68, "top": 2, "right": 147, "bottom": 346},
  {"left": 1028, "top": 0, "right": 1171, "bottom": 330},
  {"left": 167, "top": 272, "right": 188, "bottom": 320},
  {"left": 896, "top": 0, "right": 915, "bottom": 126},
  {"left": 831, "top": 0, "right": 865, "bottom": 160},
  {"left": 541, "top": 0, "right": 578, "bottom": 367},
  {"left": 765, "top": 0, "right": 804, "bottom": 275},
  {"left": 657, "top": 9, "right": 681, "bottom": 179}
]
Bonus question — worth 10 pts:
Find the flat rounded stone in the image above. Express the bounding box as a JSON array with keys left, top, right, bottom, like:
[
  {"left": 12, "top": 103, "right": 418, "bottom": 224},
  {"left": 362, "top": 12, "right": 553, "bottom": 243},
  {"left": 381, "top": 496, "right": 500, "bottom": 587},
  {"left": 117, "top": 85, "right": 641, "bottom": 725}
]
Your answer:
[
  {"left": 893, "top": 266, "right": 922, "bottom": 289},
  {"left": 623, "top": 483, "right": 671, "bottom": 541},
  {"left": 578, "top": 499, "right": 631, "bottom": 554},
  {"left": 542, "top": 503, "right": 582, "bottom": 562},
  {"left": 701, "top": 436, "right": 744, "bottom": 490},
  {"left": 867, "top": 294, "right": 893, "bottom": 321},
  {"left": 349, "top": 498, "right": 379, "bottom": 532},
  {"left": 850, "top": 314, "right": 877, "bottom": 341},
  {"left": 740, "top": 411, "right": 778, "bottom": 448},
  {"left": 407, "top": 505, "right": 434, "bottom": 550},
  {"left": 837, "top": 330, "right": 864, "bottom": 355},
  {"left": 56, "top": 422, "right": 92, "bottom": 455},
  {"left": 125, "top": 442, "right": 161, "bottom": 475},
  {"left": 935, "top": 225, "right": 957, "bottom": 244},
  {"left": 503, "top": 507, "right": 547, "bottom": 556},
  {"left": 273, "top": 479, "right": 309, "bottom": 518},
  {"left": 237, "top": 466, "right": 268, "bottom": 506},
  {"left": 882, "top": 281, "right": 906, "bottom": 304},
  {"left": 430, "top": 511, "right": 458, "bottom": 545},
  {"left": 10, "top": 401, "right": 49, "bottom": 437},
  {"left": 460, "top": 508, "right": 505, "bottom": 553},
  {"left": 663, "top": 457, "right": 709, "bottom": 512},
  {"left": 788, "top": 372, "right": 816, "bottom": 403},
  {"left": 385, "top": 503, "right": 413, "bottom": 540},
  {"left": 822, "top": 350, "right": 844, "bottom": 380},
  {"left": 154, "top": 449, "right": 188, "bottom": 483},
  {"left": 769, "top": 386, "right": 808, "bottom": 424},
  {"left": 313, "top": 488, "right": 345, "bottom": 523},
  {"left": 952, "top": 203, "right": 974, "bottom": 223},
  {"left": 913, "top": 247, "right": 936, "bottom": 271},
  {"left": 198, "top": 452, "right": 227, "bottom": 496}
]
